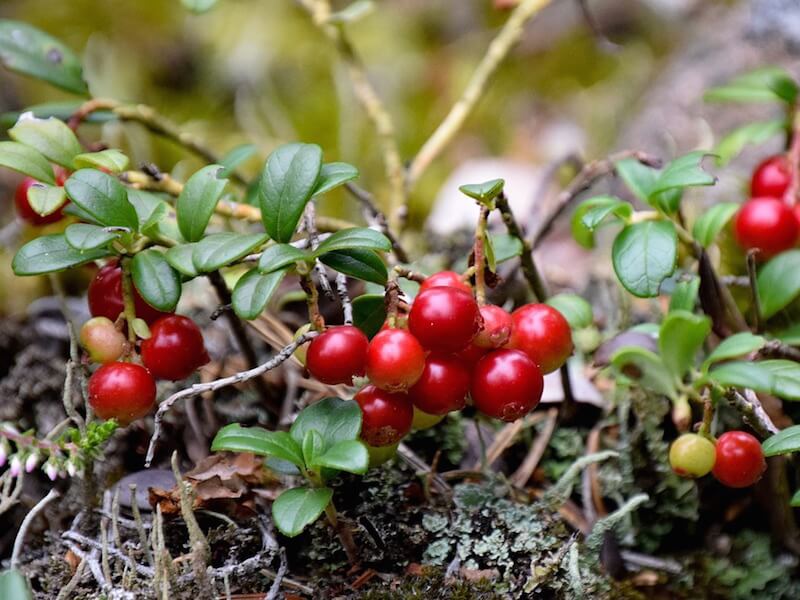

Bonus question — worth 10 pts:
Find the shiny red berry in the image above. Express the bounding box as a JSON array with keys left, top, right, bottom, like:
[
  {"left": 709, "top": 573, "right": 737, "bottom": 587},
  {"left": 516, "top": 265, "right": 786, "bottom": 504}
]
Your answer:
[
  {"left": 474, "top": 305, "right": 512, "bottom": 349},
  {"left": 408, "top": 355, "right": 470, "bottom": 415},
  {"left": 354, "top": 384, "right": 413, "bottom": 447},
  {"left": 365, "top": 328, "right": 425, "bottom": 392},
  {"left": 734, "top": 197, "right": 799, "bottom": 259},
  {"left": 88, "top": 362, "right": 156, "bottom": 425},
  {"left": 471, "top": 349, "right": 543, "bottom": 422},
  {"left": 419, "top": 270, "right": 472, "bottom": 295},
  {"left": 14, "top": 177, "right": 67, "bottom": 225},
  {"left": 455, "top": 342, "right": 489, "bottom": 367},
  {"left": 306, "top": 325, "right": 369, "bottom": 385},
  {"left": 751, "top": 155, "right": 791, "bottom": 199},
  {"left": 88, "top": 261, "right": 171, "bottom": 325},
  {"left": 140, "top": 315, "right": 210, "bottom": 380},
  {"left": 80, "top": 317, "right": 126, "bottom": 364},
  {"left": 712, "top": 430, "right": 766, "bottom": 488},
  {"left": 408, "top": 287, "right": 482, "bottom": 353},
  {"left": 506, "top": 303, "right": 573, "bottom": 374}
]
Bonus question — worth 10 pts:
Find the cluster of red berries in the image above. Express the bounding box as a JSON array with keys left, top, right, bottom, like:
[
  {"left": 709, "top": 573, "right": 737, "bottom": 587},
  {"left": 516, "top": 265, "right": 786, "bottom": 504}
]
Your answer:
[
  {"left": 80, "top": 261, "right": 209, "bottom": 426},
  {"left": 14, "top": 171, "right": 70, "bottom": 225},
  {"left": 305, "top": 270, "right": 573, "bottom": 452},
  {"left": 734, "top": 155, "right": 800, "bottom": 259},
  {"left": 669, "top": 430, "right": 766, "bottom": 488}
]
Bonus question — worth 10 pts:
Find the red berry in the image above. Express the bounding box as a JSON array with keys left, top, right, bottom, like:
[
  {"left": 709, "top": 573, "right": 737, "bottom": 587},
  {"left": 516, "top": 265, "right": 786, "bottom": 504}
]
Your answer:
[
  {"left": 306, "top": 325, "right": 369, "bottom": 385},
  {"left": 408, "top": 287, "right": 482, "bottom": 353},
  {"left": 506, "top": 303, "right": 573, "bottom": 374},
  {"left": 365, "top": 328, "right": 425, "bottom": 392},
  {"left": 712, "top": 430, "right": 766, "bottom": 488},
  {"left": 354, "top": 384, "right": 413, "bottom": 446},
  {"left": 473, "top": 305, "right": 512, "bottom": 349},
  {"left": 734, "top": 197, "right": 799, "bottom": 259},
  {"left": 14, "top": 177, "right": 67, "bottom": 225},
  {"left": 471, "top": 349, "right": 543, "bottom": 422},
  {"left": 419, "top": 271, "right": 472, "bottom": 295},
  {"left": 141, "top": 315, "right": 210, "bottom": 380},
  {"left": 408, "top": 355, "right": 470, "bottom": 415},
  {"left": 751, "top": 155, "right": 791, "bottom": 199},
  {"left": 80, "top": 317, "right": 126, "bottom": 364},
  {"left": 669, "top": 433, "right": 716, "bottom": 478},
  {"left": 88, "top": 261, "right": 171, "bottom": 325},
  {"left": 88, "top": 362, "right": 156, "bottom": 425},
  {"left": 455, "top": 342, "right": 489, "bottom": 367}
]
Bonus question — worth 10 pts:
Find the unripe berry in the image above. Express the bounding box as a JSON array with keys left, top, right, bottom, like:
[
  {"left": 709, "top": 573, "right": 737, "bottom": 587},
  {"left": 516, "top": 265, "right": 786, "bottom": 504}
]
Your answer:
[
  {"left": 367, "top": 442, "right": 399, "bottom": 467},
  {"left": 411, "top": 407, "right": 444, "bottom": 431},
  {"left": 669, "top": 433, "right": 716, "bottom": 478},
  {"left": 80, "top": 317, "right": 126, "bottom": 364}
]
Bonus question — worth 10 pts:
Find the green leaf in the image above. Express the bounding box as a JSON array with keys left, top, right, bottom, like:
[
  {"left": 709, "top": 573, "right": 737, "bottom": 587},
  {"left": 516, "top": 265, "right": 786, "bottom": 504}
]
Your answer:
[
  {"left": 312, "top": 162, "right": 359, "bottom": 196},
  {"left": 259, "top": 143, "right": 323, "bottom": 243},
  {"left": 12, "top": 233, "right": 111, "bottom": 275},
  {"left": 615, "top": 158, "right": 658, "bottom": 203},
  {"left": 192, "top": 232, "right": 268, "bottom": 273},
  {"left": 692, "top": 202, "right": 739, "bottom": 248},
  {"left": 64, "top": 224, "right": 119, "bottom": 251},
  {"left": 757, "top": 250, "right": 800, "bottom": 319},
  {"left": 774, "top": 323, "right": 800, "bottom": 346},
  {"left": 352, "top": 293, "right": 386, "bottom": 338},
  {"left": 319, "top": 248, "right": 387, "bottom": 285},
  {"left": 458, "top": 178, "right": 505, "bottom": 204},
  {"left": 258, "top": 244, "right": 309, "bottom": 273},
  {"left": 177, "top": 165, "right": 228, "bottom": 242},
  {"left": 703, "top": 332, "right": 765, "bottom": 368},
  {"left": 0, "top": 101, "right": 112, "bottom": 129},
  {"left": 211, "top": 423, "right": 304, "bottom": 467},
  {"left": 546, "top": 294, "right": 593, "bottom": 329},
  {"left": 612, "top": 221, "right": 677, "bottom": 298},
  {"left": 313, "top": 227, "right": 391, "bottom": 256},
  {"left": 714, "top": 119, "right": 786, "bottom": 166},
  {"left": 27, "top": 183, "right": 65, "bottom": 216},
  {"left": 182, "top": 0, "right": 219, "bottom": 14},
  {"left": 708, "top": 361, "right": 775, "bottom": 394},
  {"left": 272, "top": 486, "right": 332, "bottom": 538},
  {"left": 0, "top": 20, "right": 88, "bottom": 95},
  {"left": 658, "top": 310, "right": 711, "bottom": 379},
  {"left": 302, "top": 429, "right": 325, "bottom": 467},
  {"left": 490, "top": 233, "right": 523, "bottom": 263},
  {"left": 232, "top": 267, "right": 286, "bottom": 320},
  {"left": 8, "top": 115, "right": 82, "bottom": 168},
  {"left": 64, "top": 169, "right": 139, "bottom": 230},
  {"left": 705, "top": 67, "right": 798, "bottom": 105},
  {"left": 289, "top": 397, "right": 362, "bottom": 447},
  {"left": 669, "top": 277, "right": 700, "bottom": 312},
  {"left": 328, "top": 0, "right": 375, "bottom": 24},
  {"left": 131, "top": 318, "right": 151, "bottom": 340},
  {"left": 219, "top": 144, "right": 257, "bottom": 178},
  {"left": 131, "top": 250, "right": 182, "bottom": 312},
  {"left": 792, "top": 489, "right": 800, "bottom": 507},
  {"left": 571, "top": 196, "right": 630, "bottom": 248},
  {"left": 0, "top": 141, "right": 55, "bottom": 184},
  {"left": 483, "top": 230, "right": 496, "bottom": 272},
  {"left": 73, "top": 149, "right": 129, "bottom": 173},
  {"left": 127, "top": 190, "right": 174, "bottom": 238},
  {"left": 610, "top": 346, "right": 677, "bottom": 399},
  {"left": 310, "top": 440, "right": 369, "bottom": 475},
  {"left": 763, "top": 425, "right": 800, "bottom": 457},
  {"left": 0, "top": 568, "right": 33, "bottom": 600},
  {"left": 759, "top": 360, "right": 800, "bottom": 401},
  {"left": 649, "top": 152, "right": 716, "bottom": 198},
  {"left": 165, "top": 244, "right": 199, "bottom": 278}
]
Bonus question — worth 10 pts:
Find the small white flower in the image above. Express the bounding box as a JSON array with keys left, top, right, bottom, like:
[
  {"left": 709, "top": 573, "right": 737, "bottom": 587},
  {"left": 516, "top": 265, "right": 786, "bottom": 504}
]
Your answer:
[
  {"left": 0, "top": 440, "right": 8, "bottom": 468},
  {"left": 9, "top": 455, "right": 21, "bottom": 477},
  {"left": 25, "top": 453, "right": 39, "bottom": 473},
  {"left": 45, "top": 462, "right": 58, "bottom": 481},
  {"left": 66, "top": 460, "right": 77, "bottom": 478}
]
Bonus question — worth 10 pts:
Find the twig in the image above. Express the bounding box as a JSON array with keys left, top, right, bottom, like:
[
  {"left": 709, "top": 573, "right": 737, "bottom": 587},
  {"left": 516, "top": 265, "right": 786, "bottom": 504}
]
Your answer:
[
  {"left": 304, "top": 203, "right": 335, "bottom": 301},
  {"left": 300, "top": 272, "right": 326, "bottom": 332},
  {"left": 407, "top": 0, "right": 553, "bottom": 188},
  {"left": 393, "top": 265, "right": 426, "bottom": 284},
  {"left": 55, "top": 558, "right": 87, "bottom": 600},
  {"left": 63, "top": 541, "right": 107, "bottom": 591},
  {"left": 336, "top": 273, "right": 354, "bottom": 325},
  {"left": 171, "top": 453, "right": 211, "bottom": 598},
  {"left": 783, "top": 105, "right": 800, "bottom": 206},
  {"left": 495, "top": 192, "right": 548, "bottom": 301},
  {"left": 345, "top": 183, "right": 410, "bottom": 262},
  {"left": 397, "top": 443, "right": 451, "bottom": 495},
  {"left": 473, "top": 205, "right": 490, "bottom": 304},
  {"left": 129, "top": 484, "right": 154, "bottom": 567},
  {"left": 265, "top": 547, "right": 287, "bottom": 600},
  {"left": 726, "top": 389, "right": 779, "bottom": 438},
  {"left": 62, "top": 531, "right": 156, "bottom": 578},
  {"left": 746, "top": 250, "right": 762, "bottom": 332},
  {"left": 510, "top": 408, "right": 558, "bottom": 487},
  {"left": 757, "top": 339, "right": 800, "bottom": 361},
  {"left": 10, "top": 489, "right": 60, "bottom": 569},
  {"left": 145, "top": 333, "right": 318, "bottom": 466}
]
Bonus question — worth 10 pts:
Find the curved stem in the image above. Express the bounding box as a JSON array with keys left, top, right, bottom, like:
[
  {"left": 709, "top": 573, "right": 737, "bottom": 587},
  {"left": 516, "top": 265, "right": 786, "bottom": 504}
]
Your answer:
[
  {"left": 300, "top": 272, "right": 325, "bottom": 332},
  {"left": 119, "top": 257, "right": 138, "bottom": 345},
  {"left": 473, "top": 205, "right": 490, "bottom": 305}
]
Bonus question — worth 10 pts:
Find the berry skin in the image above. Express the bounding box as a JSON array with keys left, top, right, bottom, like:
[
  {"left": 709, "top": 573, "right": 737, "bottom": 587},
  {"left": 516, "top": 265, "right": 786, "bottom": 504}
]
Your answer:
[
  {"left": 506, "top": 303, "right": 573, "bottom": 374},
  {"left": 734, "top": 197, "right": 799, "bottom": 259},
  {"left": 354, "top": 385, "right": 413, "bottom": 446},
  {"left": 669, "top": 433, "right": 716, "bottom": 478},
  {"left": 365, "top": 328, "right": 426, "bottom": 392},
  {"left": 140, "top": 315, "right": 210, "bottom": 380},
  {"left": 14, "top": 177, "right": 67, "bottom": 225},
  {"left": 367, "top": 442, "right": 399, "bottom": 467},
  {"left": 88, "top": 261, "right": 171, "bottom": 325},
  {"left": 80, "top": 317, "right": 126, "bottom": 364},
  {"left": 408, "top": 287, "right": 482, "bottom": 353},
  {"left": 455, "top": 342, "right": 489, "bottom": 367},
  {"left": 88, "top": 362, "right": 157, "bottom": 425},
  {"left": 712, "top": 430, "right": 766, "bottom": 488},
  {"left": 306, "top": 325, "right": 369, "bottom": 385},
  {"left": 473, "top": 305, "right": 513, "bottom": 349},
  {"left": 471, "top": 349, "right": 544, "bottom": 422},
  {"left": 751, "top": 155, "right": 791, "bottom": 199},
  {"left": 419, "top": 270, "right": 472, "bottom": 295},
  {"left": 408, "top": 355, "right": 470, "bottom": 415},
  {"left": 411, "top": 407, "right": 445, "bottom": 430}
]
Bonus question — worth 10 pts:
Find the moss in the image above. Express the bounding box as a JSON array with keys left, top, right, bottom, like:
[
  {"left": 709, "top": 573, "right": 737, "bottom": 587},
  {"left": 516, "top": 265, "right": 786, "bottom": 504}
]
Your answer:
[{"left": 358, "top": 566, "right": 503, "bottom": 600}]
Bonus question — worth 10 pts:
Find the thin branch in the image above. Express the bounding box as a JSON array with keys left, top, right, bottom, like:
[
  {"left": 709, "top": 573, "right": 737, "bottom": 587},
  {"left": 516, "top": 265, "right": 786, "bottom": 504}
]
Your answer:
[
  {"left": 746, "top": 250, "right": 763, "bottom": 332},
  {"left": 304, "top": 203, "right": 335, "bottom": 301},
  {"left": 145, "top": 333, "right": 318, "bottom": 466},
  {"left": 344, "top": 182, "right": 410, "bottom": 262},
  {"left": 509, "top": 407, "right": 558, "bottom": 487},
  {"left": 336, "top": 273, "right": 353, "bottom": 325},
  {"left": 407, "top": 0, "right": 553, "bottom": 188},
  {"left": 726, "top": 389, "right": 779, "bottom": 438},
  {"left": 265, "top": 547, "right": 288, "bottom": 600},
  {"left": 495, "top": 192, "right": 548, "bottom": 301},
  {"left": 11, "top": 489, "right": 60, "bottom": 569},
  {"left": 757, "top": 340, "right": 800, "bottom": 362}
]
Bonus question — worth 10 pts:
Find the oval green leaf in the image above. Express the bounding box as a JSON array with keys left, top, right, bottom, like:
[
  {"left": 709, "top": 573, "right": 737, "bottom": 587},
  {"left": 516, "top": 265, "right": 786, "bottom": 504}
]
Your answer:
[
  {"left": 289, "top": 397, "right": 362, "bottom": 446},
  {"left": 12, "top": 233, "right": 111, "bottom": 275},
  {"left": 319, "top": 248, "right": 388, "bottom": 285},
  {"left": 312, "top": 162, "right": 359, "bottom": 196},
  {"left": 131, "top": 250, "right": 182, "bottom": 312},
  {"left": 708, "top": 361, "right": 775, "bottom": 394},
  {"left": 27, "top": 183, "right": 65, "bottom": 216},
  {"left": 9, "top": 115, "right": 82, "bottom": 168},
  {"left": 177, "top": 164, "right": 228, "bottom": 242},
  {"left": 192, "top": 232, "right": 268, "bottom": 273},
  {"left": 352, "top": 293, "right": 386, "bottom": 339},
  {"left": 211, "top": 423, "right": 304, "bottom": 467},
  {"left": 232, "top": 267, "right": 286, "bottom": 320},
  {"left": 73, "top": 149, "right": 129, "bottom": 173},
  {"left": 64, "top": 169, "right": 139, "bottom": 230},
  {"left": 757, "top": 250, "right": 800, "bottom": 319},
  {"left": 546, "top": 293, "right": 593, "bottom": 329},
  {"left": 64, "top": 223, "right": 119, "bottom": 251},
  {"left": 610, "top": 346, "right": 677, "bottom": 399},
  {"left": 658, "top": 310, "right": 711, "bottom": 379},
  {"left": 310, "top": 440, "right": 369, "bottom": 475},
  {"left": 762, "top": 425, "right": 800, "bottom": 457},
  {"left": 165, "top": 244, "right": 199, "bottom": 278},
  {"left": 759, "top": 360, "right": 800, "bottom": 401},
  {"left": 258, "top": 243, "right": 309, "bottom": 273},
  {"left": 0, "top": 141, "right": 55, "bottom": 184},
  {"left": 612, "top": 220, "right": 677, "bottom": 298},
  {"left": 703, "top": 332, "right": 765, "bottom": 369},
  {"left": 313, "top": 227, "right": 391, "bottom": 256},
  {"left": 692, "top": 202, "right": 739, "bottom": 248},
  {"left": 272, "top": 486, "right": 332, "bottom": 538}
]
